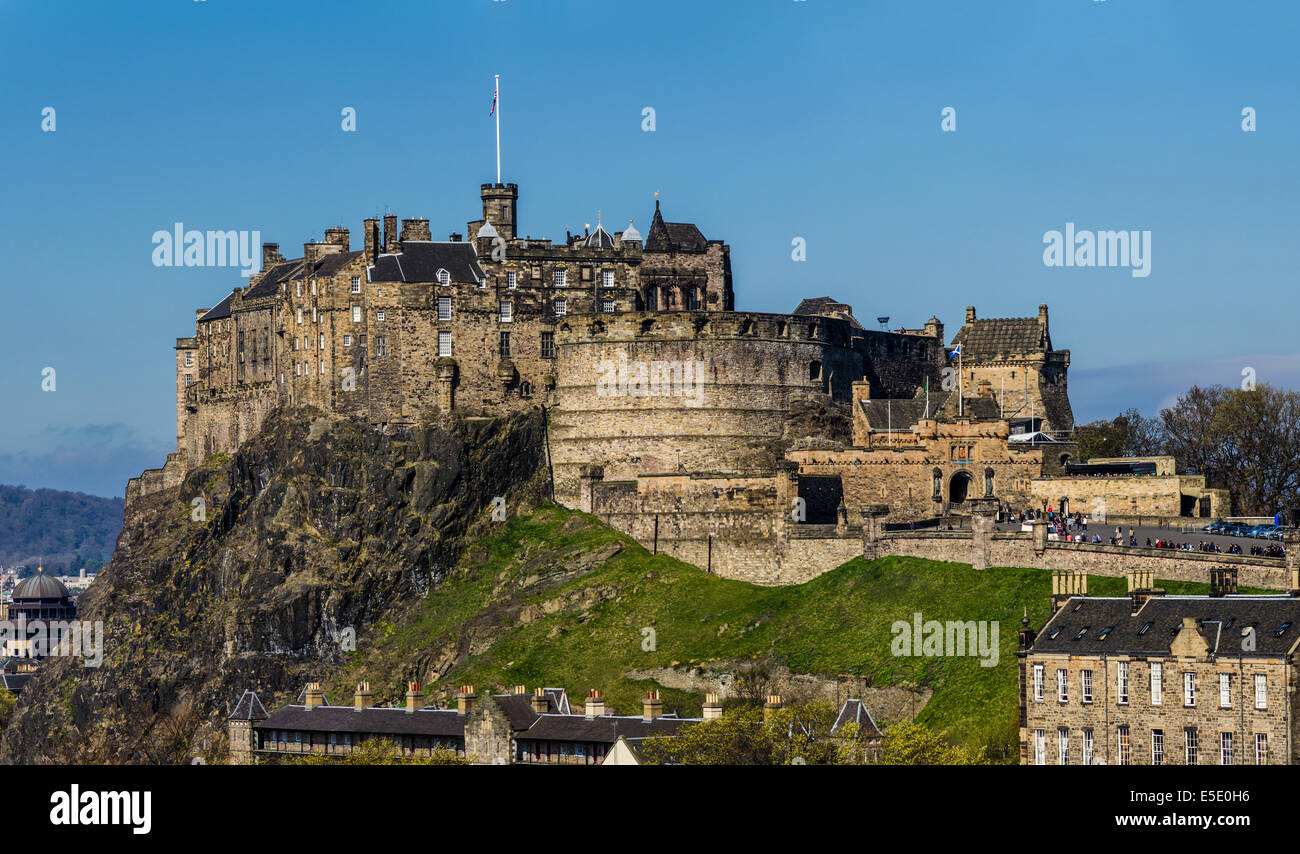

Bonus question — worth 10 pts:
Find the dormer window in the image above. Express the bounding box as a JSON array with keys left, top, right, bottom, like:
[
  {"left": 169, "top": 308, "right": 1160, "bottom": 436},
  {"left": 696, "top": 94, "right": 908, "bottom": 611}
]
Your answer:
[{"left": 437, "top": 269, "right": 451, "bottom": 286}]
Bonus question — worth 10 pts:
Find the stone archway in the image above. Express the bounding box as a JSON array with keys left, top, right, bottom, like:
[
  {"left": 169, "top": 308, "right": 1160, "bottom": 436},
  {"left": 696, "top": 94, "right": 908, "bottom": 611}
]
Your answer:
[{"left": 949, "top": 471, "right": 973, "bottom": 504}]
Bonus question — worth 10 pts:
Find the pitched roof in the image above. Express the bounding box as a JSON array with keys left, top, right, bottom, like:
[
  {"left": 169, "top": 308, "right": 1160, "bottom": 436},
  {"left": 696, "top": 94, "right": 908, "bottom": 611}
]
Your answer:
[
  {"left": 1031, "top": 595, "right": 1300, "bottom": 657},
  {"left": 244, "top": 259, "right": 303, "bottom": 300},
  {"left": 254, "top": 703, "right": 467, "bottom": 737},
  {"left": 198, "top": 291, "right": 235, "bottom": 323},
  {"left": 585, "top": 224, "right": 616, "bottom": 249},
  {"left": 369, "top": 242, "right": 486, "bottom": 284},
  {"left": 793, "top": 297, "right": 863, "bottom": 330},
  {"left": 830, "top": 699, "right": 883, "bottom": 739},
  {"left": 645, "top": 201, "right": 708, "bottom": 253},
  {"left": 951, "top": 317, "right": 1050, "bottom": 361},
  {"left": 2, "top": 673, "right": 31, "bottom": 693},
  {"left": 313, "top": 250, "right": 363, "bottom": 277},
  {"left": 522, "top": 713, "right": 694, "bottom": 744},
  {"left": 228, "top": 690, "right": 269, "bottom": 722}
]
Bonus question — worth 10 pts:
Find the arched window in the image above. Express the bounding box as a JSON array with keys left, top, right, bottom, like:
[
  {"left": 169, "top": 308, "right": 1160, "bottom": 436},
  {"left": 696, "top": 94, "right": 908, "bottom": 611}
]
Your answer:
[
  {"left": 645, "top": 288, "right": 659, "bottom": 311},
  {"left": 1059, "top": 453, "right": 1072, "bottom": 468}
]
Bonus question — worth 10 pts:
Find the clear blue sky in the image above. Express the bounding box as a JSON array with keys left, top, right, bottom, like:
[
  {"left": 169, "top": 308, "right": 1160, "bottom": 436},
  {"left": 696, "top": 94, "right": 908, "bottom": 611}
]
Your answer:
[{"left": 2, "top": 0, "right": 1297, "bottom": 497}]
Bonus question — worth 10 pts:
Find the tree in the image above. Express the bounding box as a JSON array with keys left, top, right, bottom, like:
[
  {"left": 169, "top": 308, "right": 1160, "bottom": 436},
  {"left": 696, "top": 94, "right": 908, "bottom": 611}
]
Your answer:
[
  {"left": 1075, "top": 408, "right": 1164, "bottom": 461},
  {"left": 638, "top": 700, "right": 869, "bottom": 765},
  {"left": 880, "top": 720, "right": 988, "bottom": 765}
]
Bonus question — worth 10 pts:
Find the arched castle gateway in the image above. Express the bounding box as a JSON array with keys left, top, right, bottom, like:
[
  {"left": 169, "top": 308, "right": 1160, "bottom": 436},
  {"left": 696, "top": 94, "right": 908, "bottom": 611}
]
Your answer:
[{"left": 139, "top": 182, "right": 1226, "bottom": 583}]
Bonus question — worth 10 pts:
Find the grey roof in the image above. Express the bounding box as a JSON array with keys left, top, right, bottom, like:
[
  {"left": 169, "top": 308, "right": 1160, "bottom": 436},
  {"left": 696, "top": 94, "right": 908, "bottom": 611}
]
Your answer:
[
  {"left": 314, "top": 250, "right": 363, "bottom": 277},
  {"left": 245, "top": 259, "right": 303, "bottom": 299},
  {"left": 1031, "top": 595, "right": 1300, "bottom": 658},
  {"left": 830, "top": 699, "right": 883, "bottom": 739},
  {"left": 369, "top": 242, "right": 486, "bottom": 284},
  {"left": 645, "top": 202, "right": 707, "bottom": 253},
  {"left": 197, "top": 291, "right": 235, "bottom": 323},
  {"left": 294, "top": 684, "right": 332, "bottom": 706},
  {"left": 254, "top": 703, "right": 465, "bottom": 738},
  {"left": 228, "top": 690, "right": 269, "bottom": 722},
  {"left": 12, "top": 573, "right": 70, "bottom": 600},
  {"left": 2, "top": 674, "right": 31, "bottom": 693},
  {"left": 585, "top": 224, "right": 616, "bottom": 249},
  {"left": 620, "top": 222, "right": 642, "bottom": 243},
  {"left": 522, "top": 713, "right": 694, "bottom": 744},
  {"left": 793, "top": 297, "right": 863, "bottom": 330},
  {"left": 951, "top": 317, "right": 1050, "bottom": 360}
]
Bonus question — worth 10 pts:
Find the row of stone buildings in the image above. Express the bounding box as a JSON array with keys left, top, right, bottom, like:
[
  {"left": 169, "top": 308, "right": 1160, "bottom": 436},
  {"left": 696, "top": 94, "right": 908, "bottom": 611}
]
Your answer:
[{"left": 227, "top": 683, "right": 883, "bottom": 765}]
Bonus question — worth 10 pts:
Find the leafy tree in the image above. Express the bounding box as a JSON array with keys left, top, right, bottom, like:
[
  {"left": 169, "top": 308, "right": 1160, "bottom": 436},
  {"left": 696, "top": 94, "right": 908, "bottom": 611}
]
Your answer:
[
  {"left": 0, "top": 689, "right": 15, "bottom": 731},
  {"left": 1075, "top": 408, "right": 1164, "bottom": 461},
  {"left": 880, "top": 720, "right": 988, "bottom": 765},
  {"left": 638, "top": 700, "right": 866, "bottom": 765}
]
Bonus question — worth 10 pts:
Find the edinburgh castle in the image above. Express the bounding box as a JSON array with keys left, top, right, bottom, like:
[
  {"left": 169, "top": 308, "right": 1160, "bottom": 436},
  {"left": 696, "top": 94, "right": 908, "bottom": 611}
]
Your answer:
[{"left": 138, "top": 183, "right": 1227, "bottom": 583}]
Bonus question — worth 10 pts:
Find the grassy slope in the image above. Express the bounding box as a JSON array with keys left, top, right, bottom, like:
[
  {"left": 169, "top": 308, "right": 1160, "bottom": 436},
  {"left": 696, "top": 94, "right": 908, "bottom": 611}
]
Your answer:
[{"left": 331, "top": 504, "right": 1271, "bottom": 760}]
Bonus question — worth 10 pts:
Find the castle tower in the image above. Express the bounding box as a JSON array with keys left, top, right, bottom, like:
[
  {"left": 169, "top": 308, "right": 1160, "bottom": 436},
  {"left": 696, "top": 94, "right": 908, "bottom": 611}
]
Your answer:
[
  {"left": 227, "top": 690, "right": 268, "bottom": 765},
  {"left": 480, "top": 183, "right": 518, "bottom": 241}
]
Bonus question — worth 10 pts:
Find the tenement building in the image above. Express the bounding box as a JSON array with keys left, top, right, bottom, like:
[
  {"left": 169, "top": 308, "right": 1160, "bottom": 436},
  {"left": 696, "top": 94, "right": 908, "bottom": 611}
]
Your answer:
[{"left": 1018, "top": 567, "right": 1300, "bottom": 765}]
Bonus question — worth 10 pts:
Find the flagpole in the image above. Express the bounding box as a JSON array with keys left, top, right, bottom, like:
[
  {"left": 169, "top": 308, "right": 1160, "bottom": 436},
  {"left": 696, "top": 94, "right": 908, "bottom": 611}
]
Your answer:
[
  {"left": 958, "top": 347, "right": 963, "bottom": 417},
  {"left": 494, "top": 74, "right": 501, "bottom": 185}
]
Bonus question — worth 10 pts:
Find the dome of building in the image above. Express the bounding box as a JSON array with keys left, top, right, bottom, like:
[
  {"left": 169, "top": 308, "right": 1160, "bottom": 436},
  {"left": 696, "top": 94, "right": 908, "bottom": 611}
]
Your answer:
[
  {"left": 620, "top": 221, "right": 641, "bottom": 243},
  {"left": 477, "top": 221, "right": 499, "bottom": 240},
  {"left": 13, "top": 572, "right": 70, "bottom": 600},
  {"left": 585, "top": 224, "right": 615, "bottom": 249}
]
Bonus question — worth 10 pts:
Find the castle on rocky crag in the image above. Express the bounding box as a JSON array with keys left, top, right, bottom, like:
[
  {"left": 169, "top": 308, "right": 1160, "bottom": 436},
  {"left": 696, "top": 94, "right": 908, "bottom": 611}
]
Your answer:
[{"left": 135, "top": 182, "right": 1226, "bottom": 583}]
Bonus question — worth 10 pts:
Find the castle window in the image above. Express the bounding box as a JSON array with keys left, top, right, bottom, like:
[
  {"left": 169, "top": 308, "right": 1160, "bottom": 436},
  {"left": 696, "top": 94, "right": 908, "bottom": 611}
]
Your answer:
[
  {"left": 685, "top": 288, "right": 699, "bottom": 310},
  {"left": 554, "top": 269, "right": 567, "bottom": 288},
  {"left": 296, "top": 308, "right": 303, "bottom": 325},
  {"left": 312, "top": 306, "right": 317, "bottom": 322},
  {"left": 500, "top": 301, "right": 513, "bottom": 323},
  {"left": 343, "top": 335, "right": 352, "bottom": 347},
  {"left": 554, "top": 298, "right": 567, "bottom": 317},
  {"left": 499, "top": 331, "right": 511, "bottom": 357},
  {"left": 809, "top": 361, "right": 822, "bottom": 381},
  {"left": 507, "top": 271, "right": 517, "bottom": 289},
  {"left": 438, "top": 296, "right": 452, "bottom": 321},
  {"left": 295, "top": 362, "right": 302, "bottom": 376},
  {"left": 352, "top": 306, "right": 361, "bottom": 323},
  {"left": 438, "top": 331, "right": 452, "bottom": 357},
  {"left": 296, "top": 282, "right": 302, "bottom": 297},
  {"left": 601, "top": 269, "right": 614, "bottom": 288},
  {"left": 351, "top": 277, "right": 361, "bottom": 294},
  {"left": 184, "top": 374, "right": 193, "bottom": 387},
  {"left": 645, "top": 288, "right": 658, "bottom": 311},
  {"left": 375, "top": 336, "right": 387, "bottom": 357},
  {"left": 377, "top": 310, "right": 385, "bottom": 322},
  {"left": 601, "top": 298, "right": 614, "bottom": 313},
  {"left": 319, "top": 333, "right": 325, "bottom": 350},
  {"left": 319, "top": 358, "right": 324, "bottom": 374},
  {"left": 437, "top": 269, "right": 450, "bottom": 286},
  {"left": 1256, "top": 674, "right": 1267, "bottom": 709},
  {"left": 541, "top": 331, "right": 555, "bottom": 359},
  {"left": 184, "top": 351, "right": 193, "bottom": 367}
]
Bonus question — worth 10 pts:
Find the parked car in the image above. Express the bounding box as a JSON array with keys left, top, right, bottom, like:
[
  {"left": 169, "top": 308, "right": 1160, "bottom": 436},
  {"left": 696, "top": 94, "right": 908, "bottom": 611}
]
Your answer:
[
  {"left": 1223, "top": 522, "right": 1250, "bottom": 536},
  {"left": 1246, "top": 525, "right": 1273, "bottom": 538}
]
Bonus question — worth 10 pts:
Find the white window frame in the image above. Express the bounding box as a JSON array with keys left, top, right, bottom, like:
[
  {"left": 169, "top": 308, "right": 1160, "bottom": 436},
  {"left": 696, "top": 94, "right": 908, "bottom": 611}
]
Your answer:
[
  {"left": 1255, "top": 674, "right": 1267, "bottom": 709},
  {"left": 601, "top": 268, "right": 614, "bottom": 288},
  {"left": 1033, "top": 730, "right": 1044, "bottom": 766},
  {"left": 1033, "top": 664, "right": 1043, "bottom": 702},
  {"left": 437, "top": 269, "right": 450, "bottom": 286},
  {"left": 1117, "top": 725, "right": 1130, "bottom": 765},
  {"left": 1150, "top": 662, "right": 1162, "bottom": 705},
  {"left": 1057, "top": 728, "right": 1068, "bottom": 765},
  {"left": 1256, "top": 733, "right": 1268, "bottom": 765},
  {"left": 438, "top": 331, "right": 452, "bottom": 358},
  {"left": 377, "top": 310, "right": 385, "bottom": 322},
  {"left": 1220, "top": 732, "right": 1233, "bottom": 766},
  {"left": 1184, "top": 672, "right": 1195, "bottom": 707},
  {"left": 554, "top": 268, "right": 566, "bottom": 288},
  {"left": 343, "top": 335, "right": 352, "bottom": 347},
  {"left": 1081, "top": 669, "right": 1092, "bottom": 704},
  {"left": 1117, "top": 661, "right": 1128, "bottom": 705},
  {"left": 507, "top": 271, "right": 517, "bottom": 289},
  {"left": 438, "top": 296, "right": 452, "bottom": 321},
  {"left": 352, "top": 305, "right": 361, "bottom": 323},
  {"left": 555, "top": 298, "right": 567, "bottom": 317},
  {"left": 351, "top": 277, "right": 361, "bottom": 294},
  {"left": 319, "top": 333, "right": 325, "bottom": 351},
  {"left": 500, "top": 301, "right": 513, "bottom": 323},
  {"left": 1056, "top": 669, "right": 1067, "bottom": 703},
  {"left": 1220, "top": 673, "right": 1231, "bottom": 708},
  {"left": 297, "top": 307, "right": 303, "bottom": 325},
  {"left": 1151, "top": 729, "right": 1163, "bottom": 765},
  {"left": 1185, "top": 728, "right": 1198, "bottom": 765},
  {"left": 1082, "top": 728, "right": 1093, "bottom": 765}
]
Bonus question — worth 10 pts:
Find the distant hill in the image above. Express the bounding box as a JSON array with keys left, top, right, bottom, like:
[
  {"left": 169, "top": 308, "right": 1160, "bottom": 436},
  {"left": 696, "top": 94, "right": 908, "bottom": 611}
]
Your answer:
[{"left": 0, "top": 484, "right": 123, "bottom": 573}]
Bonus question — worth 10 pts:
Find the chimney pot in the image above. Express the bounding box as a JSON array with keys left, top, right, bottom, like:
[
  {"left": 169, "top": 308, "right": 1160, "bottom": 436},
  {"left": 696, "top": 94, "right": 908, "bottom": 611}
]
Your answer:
[{"left": 642, "top": 689, "right": 663, "bottom": 721}]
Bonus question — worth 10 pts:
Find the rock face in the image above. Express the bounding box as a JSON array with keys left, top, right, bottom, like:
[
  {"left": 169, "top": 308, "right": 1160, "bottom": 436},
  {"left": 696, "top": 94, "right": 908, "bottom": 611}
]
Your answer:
[{"left": 0, "top": 405, "right": 545, "bottom": 763}]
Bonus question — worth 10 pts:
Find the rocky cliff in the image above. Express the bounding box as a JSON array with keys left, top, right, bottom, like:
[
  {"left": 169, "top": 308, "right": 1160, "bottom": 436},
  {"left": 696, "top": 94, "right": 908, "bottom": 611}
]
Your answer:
[{"left": 0, "top": 405, "right": 546, "bottom": 763}]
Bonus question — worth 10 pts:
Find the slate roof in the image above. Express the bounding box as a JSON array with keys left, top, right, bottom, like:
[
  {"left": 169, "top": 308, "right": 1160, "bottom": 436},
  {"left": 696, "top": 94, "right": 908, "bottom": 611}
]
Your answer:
[
  {"left": 369, "top": 242, "right": 486, "bottom": 284},
  {"left": 2, "top": 674, "right": 31, "bottom": 693},
  {"left": 645, "top": 202, "right": 708, "bottom": 253},
  {"left": 951, "top": 317, "right": 1051, "bottom": 361},
  {"left": 197, "top": 291, "right": 235, "bottom": 323},
  {"left": 585, "top": 224, "right": 616, "bottom": 249},
  {"left": 793, "top": 297, "right": 863, "bottom": 330},
  {"left": 830, "top": 699, "right": 883, "bottom": 739},
  {"left": 294, "top": 684, "right": 332, "bottom": 706},
  {"left": 522, "top": 713, "right": 694, "bottom": 744},
  {"left": 228, "top": 690, "right": 269, "bottom": 722},
  {"left": 254, "top": 703, "right": 466, "bottom": 738},
  {"left": 244, "top": 259, "right": 303, "bottom": 300},
  {"left": 491, "top": 689, "right": 570, "bottom": 729},
  {"left": 1031, "top": 595, "right": 1300, "bottom": 658},
  {"left": 314, "top": 250, "right": 363, "bottom": 277}
]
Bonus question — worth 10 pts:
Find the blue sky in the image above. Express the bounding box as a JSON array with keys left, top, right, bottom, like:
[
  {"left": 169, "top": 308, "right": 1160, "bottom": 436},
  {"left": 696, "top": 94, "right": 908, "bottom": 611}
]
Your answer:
[{"left": 1, "top": 0, "right": 1297, "bottom": 497}]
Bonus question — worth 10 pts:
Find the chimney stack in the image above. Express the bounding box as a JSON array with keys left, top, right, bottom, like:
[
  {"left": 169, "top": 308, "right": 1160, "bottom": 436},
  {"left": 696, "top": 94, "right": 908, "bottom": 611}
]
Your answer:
[
  {"left": 642, "top": 690, "right": 663, "bottom": 722},
  {"left": 456, "top": 685, "right": 476, "bottom": 716},
  {"left": 303, "top": 241, "right": 326, "bottom": 270},
  {"left": 512, "top": 684, "right": 528, "bottom": 696},
  {"left": 531, "top": 687, "right": 549, "bottom": 715},
  {"left": 354, "top": 681, "right": 372, "bottom": 711},
  {"left": 303, "top": 682, "right": 324, "bottom": 711},
  {"left": 965, "top": 306, "right": 976, "bottom": 324},
  {"left": 703, "top": 692, "right": 723, "bottom": 721},
  {"left": 1210, "top": 567, "right": 1238, "bottom": 598},
  {"left": 363, "top": 218, "right": 380, "bottom": 264},
  {"left": 763, "top": 694, "right": 782, "bottom": 724},
  {"left": 324, "top": 227, "right": 350, "bottom": 249},
  {"left": 1038, "top": 303, "right": 1049, "bottom": 327},
  {"left": 1051, "top": 568, "right": 1088, "bottom": 613},
  {"left": 1126, "top": 568, "right": 1163, "bottom": 614},
  {"left": 261, "top": 242, "right": 280, "bottom": 270},
  {"left": 399, "top": 218, "right": 431, "bottom": 244},
  {"left": 584, "top": 689, "right": 605, "bottom": 718},
  {"left": 405, "top": 681, "right": 423, "bottom": 714},
  {"left": 383, "top": 214, "right": 399, "bottom": 254}
]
